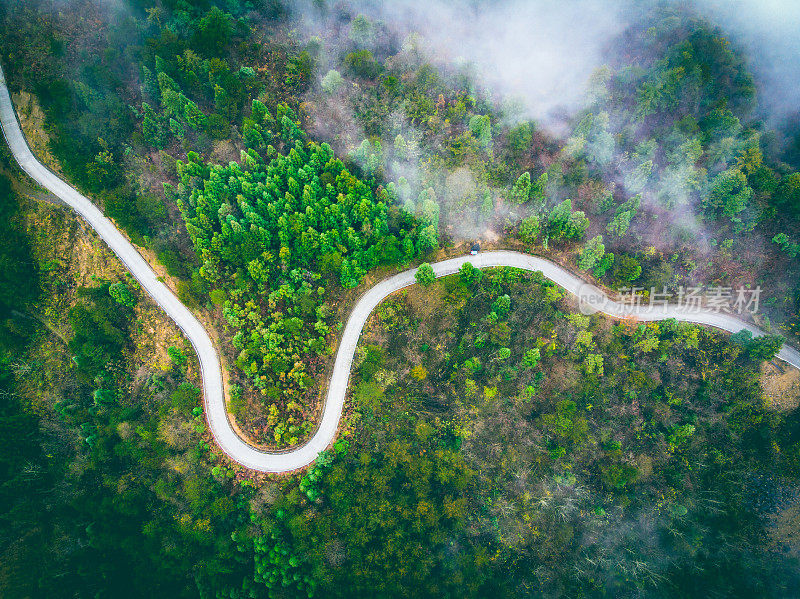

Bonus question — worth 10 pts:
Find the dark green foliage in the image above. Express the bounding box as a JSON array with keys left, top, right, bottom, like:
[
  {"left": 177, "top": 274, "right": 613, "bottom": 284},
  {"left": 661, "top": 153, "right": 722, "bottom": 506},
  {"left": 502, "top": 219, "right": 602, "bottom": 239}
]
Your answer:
[
  {"left": 109, "top": 282, "right": 136, "bottom": 308},
  {"left": 176, "top": 135, "right": 422, "bottom": 444},
  {"left": 504, "top": 121, "right": 533, "bottom": 163},
  {"left": 730, "top": 330, "right": 784, "bottom": 361},
  {"left": 167, "top": 345, "right": 188, "bottom": 367},
  {"left": 0, "top": 3, "right": 139, "bottom": 223},
  {"left": 415, "top": 262, "right": 435, "bottom": 286},
  {"left": 192, "top": 7, "right": 233, "bottom": 56},
  {"left": 610, "top": 253, "right": 642, "bottom": 284},
  {"left": 344, "top": 50, "right": 381, "bottom": 79},
  {"left": 459, "top": 261, "right": 483, "bottom": 287},
  {"left": 101, "top": 186, "right": 152, "bottom": 242},
  {"left": 285, "top": 50, "right": 314, "bottom": 90},
  {"left": 338, "top": 268, "right": 800, "bottom": 597},
  {"left": 0, "top": 354, "right": 52, "bottom": 599},
  {"left": 707, "top": 168, "right": 753, "bottom": 219},
  {"left": 3, "top": 5, "right": 800, "bottom": 599},
  {"left": 288, "top": 426, "right": 479, "bottom": 598},
  {"left": 157, "top": 245, "right": 184, "bottom": 276},
  {"left": 359, "top": 344, "right": 385, "bottom": 381},
  {"left": 0, "top": 174, "right": 38, "bottom": 346},
  {"left": 68, "top": 284, "right": 132, "bottom": 380},
  {"left": 170, "top": 382, "right": 201, "bottom": 411},
  {"left": 634, "top": 25, "right": 755, "bottom": 122},
  {"left": 547, "top": 199, "right": 589, "bottom": 241}
]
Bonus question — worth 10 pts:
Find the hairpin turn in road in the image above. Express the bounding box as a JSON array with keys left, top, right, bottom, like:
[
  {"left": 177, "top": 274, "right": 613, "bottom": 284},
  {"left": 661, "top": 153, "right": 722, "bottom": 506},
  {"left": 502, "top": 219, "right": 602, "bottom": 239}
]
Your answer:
[{"left": 2, "top": 63, "right": 797, "bottom": 473}]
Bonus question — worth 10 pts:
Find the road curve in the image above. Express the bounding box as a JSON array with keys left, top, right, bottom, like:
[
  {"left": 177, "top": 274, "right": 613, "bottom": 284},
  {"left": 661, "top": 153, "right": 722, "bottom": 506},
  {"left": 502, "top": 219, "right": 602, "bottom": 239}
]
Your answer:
[{"left": 2, "top": 64, "right": 798, "bottom": 473}]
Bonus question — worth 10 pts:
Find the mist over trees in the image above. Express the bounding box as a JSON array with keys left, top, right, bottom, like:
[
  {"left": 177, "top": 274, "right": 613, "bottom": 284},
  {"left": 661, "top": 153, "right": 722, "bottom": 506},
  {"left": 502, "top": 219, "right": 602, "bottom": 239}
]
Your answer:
[{"left": 1, "top": 0, "right": 800, "bottom": 597}]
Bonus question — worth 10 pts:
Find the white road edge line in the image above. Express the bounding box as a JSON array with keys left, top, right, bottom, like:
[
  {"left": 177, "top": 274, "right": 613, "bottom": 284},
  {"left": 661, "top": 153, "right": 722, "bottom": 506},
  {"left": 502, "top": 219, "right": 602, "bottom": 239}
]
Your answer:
[{"left": 2, "top": 63, "right": 797, "bottom": 473}]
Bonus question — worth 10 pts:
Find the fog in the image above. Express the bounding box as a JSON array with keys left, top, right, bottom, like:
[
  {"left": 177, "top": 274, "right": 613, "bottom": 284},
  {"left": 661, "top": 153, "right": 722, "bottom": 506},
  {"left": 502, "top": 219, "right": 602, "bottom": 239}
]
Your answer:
[
  {"left": 348, "top": 0, "right": 631, "bottom": 127},
  {"left": 285, "top": 0, "right": 800, "bottom": 247},
  {"left": 295, "top": 0, "right": 800, "bottom": 130},
  {"left": 53, "top": 0, "right": 800, "bottom": 130},
  {"left": 33, "top": 0, "right": 800, "bottom": 246},
  {"left": 694, "top": 0, "right": 800, "bottom": 125}
]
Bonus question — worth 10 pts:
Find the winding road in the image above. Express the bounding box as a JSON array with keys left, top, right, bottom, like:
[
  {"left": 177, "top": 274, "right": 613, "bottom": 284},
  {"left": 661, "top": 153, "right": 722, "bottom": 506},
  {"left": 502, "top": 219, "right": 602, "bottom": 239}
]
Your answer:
[{"left": 2, "top": 63, "right": 798, "bottom": 473}]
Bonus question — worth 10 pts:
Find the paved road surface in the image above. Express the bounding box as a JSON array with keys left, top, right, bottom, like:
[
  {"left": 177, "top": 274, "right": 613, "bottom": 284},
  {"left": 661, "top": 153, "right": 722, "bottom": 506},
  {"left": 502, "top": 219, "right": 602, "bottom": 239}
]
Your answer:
[{"left": 2, "top": 64, "right": 798, "bottom": 473}]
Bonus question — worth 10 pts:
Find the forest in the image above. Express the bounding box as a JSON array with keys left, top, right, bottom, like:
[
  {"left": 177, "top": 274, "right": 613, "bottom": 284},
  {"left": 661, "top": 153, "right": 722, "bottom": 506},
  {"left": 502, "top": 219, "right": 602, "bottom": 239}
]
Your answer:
[{"left": 1, "top": 0, "right": 800, "bottom": 597}]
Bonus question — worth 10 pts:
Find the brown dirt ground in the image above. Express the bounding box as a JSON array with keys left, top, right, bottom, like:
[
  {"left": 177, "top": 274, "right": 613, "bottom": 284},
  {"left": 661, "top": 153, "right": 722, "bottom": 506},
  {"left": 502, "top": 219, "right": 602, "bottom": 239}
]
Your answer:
[
  {"left": 11, "top": 91, "right": 62, "bottom": 174},
  {"left": 761, "top": 361, "right": 800, "bottom": 411},
  {"left": 768, "top": 502, "right": 800, "bottom": 560}
]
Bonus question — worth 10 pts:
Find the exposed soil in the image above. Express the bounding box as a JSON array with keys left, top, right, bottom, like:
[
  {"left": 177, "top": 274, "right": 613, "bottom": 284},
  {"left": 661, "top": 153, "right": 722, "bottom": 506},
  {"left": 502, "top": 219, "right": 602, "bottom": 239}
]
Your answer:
[
  {"left": 761, "top": 361, "right": 800, "bottom": 412},
  {"left": 11, "top": 90, "right": 62, "bottom": 174}
]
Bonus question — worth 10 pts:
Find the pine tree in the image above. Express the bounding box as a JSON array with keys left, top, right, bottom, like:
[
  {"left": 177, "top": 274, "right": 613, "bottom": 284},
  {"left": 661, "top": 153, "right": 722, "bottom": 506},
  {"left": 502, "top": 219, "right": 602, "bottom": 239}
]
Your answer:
[
  {"left": 519, "top": 215, "right": 540, "bottom": 244},
  {"left": 579, "top": 236, "right": 605, "bottom": 271},
  {"left": 531, "top": 172, "right": 548, "bottom": 204},
  {"left": 468, "top": 114, "right": 492, "bottom": 154},
  {"left": 251, "top": 99, "right": 269, "bottom": 124},
  {"left": 141, "top": 65, "right": 158, "bottom": 99},
  {"left": 510, "top": 172, "right": 531, "bottom": 204},
  {"left": 142, "top": 103, "right": 166, "bottom": 148},
  {"left": 184, "top": 100, "right": 207, "bottom": 131}
]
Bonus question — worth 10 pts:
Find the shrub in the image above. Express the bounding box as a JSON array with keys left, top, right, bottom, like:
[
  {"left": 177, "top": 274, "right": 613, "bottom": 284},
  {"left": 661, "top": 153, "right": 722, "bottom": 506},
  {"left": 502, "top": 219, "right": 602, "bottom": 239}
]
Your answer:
[
  {"left": 321, "top": 69, "right": 344, "bottom": 94},
  {"left": 415, "top": 263, "right": 436, "bottom": 287}
]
